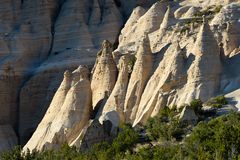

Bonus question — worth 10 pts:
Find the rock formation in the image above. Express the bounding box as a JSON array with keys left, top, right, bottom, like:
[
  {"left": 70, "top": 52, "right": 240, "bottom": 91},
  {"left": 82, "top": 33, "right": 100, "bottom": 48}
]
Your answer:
[
  {"left": 101, "top": 55, "right": 130, "bottom": 122},
  {"left": 211, "top": 2, "right": 240, "bottom": 57},
  {"left": 0, "top": 0, "right": 239, "bottom": 153},
  {"left": 226, "top": 89, "right": 240, "bottom": 110},
  {"left": 183, "top": 7, "right": 199, "bottom": 19},
  {"left": 179, "top": 19, "right": 221, "bottom": 105},
  {"left": 116, "top": 1, "right": 168, "bottom": 54},
  {"left": 74, "top": 119, "right": 118, "bottom": 151},
  {"left": 150, "top": 5, "right": 177, "bottom": 52},
  {"left": 133, "top": 42, "right": 187, "bottom": 126},
  {"left": 18, "top": 0, "right": 124, "bottom": 144},
  {"left": 91, "top": 40, "right": 117, "bottom": 109},
  {"left": 179, "top": 106, "right": 198, "bottom": 124},
  {"left": 118, "top": 6, "right": 146, "bottom": 47},
  {"left": 124, "top": 35, "right": 153, "bottom": 123},
  {"left": 0, "top": 125, "right": 18, "bottom": 153},
  {"left": 23, "top": 66, "right": 92, "bottom": 152}
]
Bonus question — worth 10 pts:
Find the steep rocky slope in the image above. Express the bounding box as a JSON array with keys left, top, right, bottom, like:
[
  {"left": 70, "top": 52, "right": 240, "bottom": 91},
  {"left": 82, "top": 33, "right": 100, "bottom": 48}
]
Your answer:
[
  {"left": 24, "top": 65, "right": 92, "bottom": 151},
  {"left": 0, "top": 0, "right": 158, "bottom": 150},
  {"left": 23, "top": 0, "right": 240, "bottom": 152},
  {"left": 1, "top": 0, "right": 240, "bottom": 153}
]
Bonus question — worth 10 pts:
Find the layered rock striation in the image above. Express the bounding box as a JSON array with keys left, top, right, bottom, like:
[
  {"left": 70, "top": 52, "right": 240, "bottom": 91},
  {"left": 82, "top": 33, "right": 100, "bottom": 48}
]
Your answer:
[
  {"left": 0, "top": 0, "right": 158, "bottom": 147},
  {"left": 1, "top": 0, "right": 239, "bottom": 153},
  {"left": 91, "top": 40, "right": 117, "bottom": 109},
  {"left": 23, "top": 65, "right": 92, "bottom": 151}
]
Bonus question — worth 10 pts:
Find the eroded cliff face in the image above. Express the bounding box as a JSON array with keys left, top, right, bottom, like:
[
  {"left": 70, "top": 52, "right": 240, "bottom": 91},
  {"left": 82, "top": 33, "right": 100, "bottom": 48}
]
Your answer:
[
  {"left": 0, "top": 0, "right": 159, "bottom": 148},
  {"left": 1, "top": 0, "right": 240, "bottom": 153},
  {"left": 23, "top": 0, "right": 240, "bottom": 151},
  {"left": 23, "top": 66, "right": 92, "bottom": 151},
  {"left": 18, "top": 0, "right": 122, "bottom": 145}
]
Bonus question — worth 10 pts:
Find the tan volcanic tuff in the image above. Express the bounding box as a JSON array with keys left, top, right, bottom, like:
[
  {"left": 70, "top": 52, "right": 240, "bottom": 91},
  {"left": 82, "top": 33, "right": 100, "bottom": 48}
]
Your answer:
[
  {"left": 116, "top": 1, "right": 168, "bottom": 54},
  {"left": 133, "top": 42, "right": 187, "bottom": 126},
  {"left": 0, "top": 0, "right": 160, "bottom": 152},
  {"left": 23, "top": 66, "right": 92, "bottom": 152},
  {"left": 124, "top": 34, "right": 153, "bottom": 123},
  {"left": 119, "top": 6, "right": 147, "bottom": 44},
  {"left": 91, "top": 40, "right": 117, "bottom": 109},
  {"left": 0, "top": 0, "right": 59, "bottom": 138},
  {"left": 0, "top": 0, "right": 128, "bottom": 146},
  {"left": 10, "top": 0, "right": 240, "bottom": 153},
  {"left": 101, "top": 55, "right": 130, "bottom": 122},
  {"left": 211, "top": 2, "right": 240, "bottom": 57},
  {"left": 178, "top": 18, "right": 221, "bottom": 106},
  {"left": 150, "top": 5, "right": 177, "bottom": 53}
]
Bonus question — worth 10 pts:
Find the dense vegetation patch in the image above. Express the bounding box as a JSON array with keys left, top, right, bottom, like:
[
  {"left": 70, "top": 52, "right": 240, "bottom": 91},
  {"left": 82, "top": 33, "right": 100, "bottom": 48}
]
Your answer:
[
  {"left": 205, "top": 95, "right": 228, "bottom": 108},
  {"left": 146, "top": 106, "right": 186, "bottom": 142},
  {"left": 185, "top": 112, "right": 240, "bottom": 159}
]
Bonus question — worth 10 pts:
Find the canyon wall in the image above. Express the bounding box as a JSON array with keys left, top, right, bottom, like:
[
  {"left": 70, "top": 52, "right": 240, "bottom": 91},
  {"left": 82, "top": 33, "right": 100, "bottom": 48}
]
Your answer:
[
  {"left": 0, "top": 0, "right": 240, "bottom": 153},
  {"left": 23, "top": 0, "right": 240, "bottom": 152},
  {"left": 0, "top": 0, "right": 158, "bottom": 151}
]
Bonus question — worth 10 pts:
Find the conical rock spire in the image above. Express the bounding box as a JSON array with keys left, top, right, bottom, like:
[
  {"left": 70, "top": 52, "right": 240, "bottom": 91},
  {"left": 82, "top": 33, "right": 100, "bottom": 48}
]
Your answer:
[
  {"left": 124, "top": 34, "right": 153, "bottom": 123},
  {"left": 91, "top": 40, "right": 117, "bottom": 109}
]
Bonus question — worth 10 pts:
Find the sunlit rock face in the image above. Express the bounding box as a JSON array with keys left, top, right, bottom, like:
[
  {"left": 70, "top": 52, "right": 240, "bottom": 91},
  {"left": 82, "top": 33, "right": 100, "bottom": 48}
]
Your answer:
[
  {"left": 101, "top": 54, "right": 130, "bottom": 122},
  {"left": 23, "top": 66, "right": 92, "bottom": 152},
  {"left": 2, "top": 0, "right": 240, "bottom": 153},
  {"left": 0, "top": 0, "right": 158, "bottom": 148},
  {"left": 124, "top": 35, "right": 153, "bottom": 123},
  {"left": 91, "top": 40, "right": 117, "bottom": 110}
]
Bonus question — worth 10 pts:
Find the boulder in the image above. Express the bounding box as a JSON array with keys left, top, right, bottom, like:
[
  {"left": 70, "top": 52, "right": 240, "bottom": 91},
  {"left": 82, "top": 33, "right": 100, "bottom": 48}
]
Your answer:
[
  {"left": 73, "top": 119, "right": 118, "bottom": 151},
  {"left": 225, "top": 89, "right": 240, "bottom": 110},
  {"left": 179, "top": 106, "right": 198, "bottom": 124},
  {"left": 99, "top": 110, "right": 120, "bottom": 130}
]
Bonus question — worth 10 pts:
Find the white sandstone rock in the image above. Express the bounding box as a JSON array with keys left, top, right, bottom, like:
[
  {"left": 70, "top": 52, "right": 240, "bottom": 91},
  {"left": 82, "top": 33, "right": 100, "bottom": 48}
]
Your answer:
[
  {"left": 23, "top": 66, "right": 92, "bottom": 152},
  {"left": 91, "top": 40, "right": 117, "bottom": 109}
]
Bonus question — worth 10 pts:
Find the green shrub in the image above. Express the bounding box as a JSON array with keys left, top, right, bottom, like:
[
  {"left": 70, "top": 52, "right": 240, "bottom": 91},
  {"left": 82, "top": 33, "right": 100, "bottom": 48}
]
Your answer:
[
  {"left": 146, "top": 107, "right": 185, "bottom": 142},
  {"left": 128, "top": 56, "right": 136, "bottom": 71},
  {"left": 86, "top": 124, "right": 139, "bottom": 160},
  {"left": 214, "top": 95, "right": 228, "bottom": 105},
  {"left": 184, "top": 113, "right": 240, "bottom": 159},
  {"left": 0, "top": 146, "right": 23, "bottom": 160},
  {"left": 1, "top": 124, "right": 139, "bottom": 160},
  {"left": 189, "top": 99, "right": 202, "bottom": 114},
  {"left": 206, "top": 95, "right": 228, "bottom": 108},
  {"left": 112, "top": 124, "right": 140, "bottom": 153}
]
